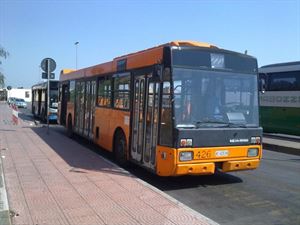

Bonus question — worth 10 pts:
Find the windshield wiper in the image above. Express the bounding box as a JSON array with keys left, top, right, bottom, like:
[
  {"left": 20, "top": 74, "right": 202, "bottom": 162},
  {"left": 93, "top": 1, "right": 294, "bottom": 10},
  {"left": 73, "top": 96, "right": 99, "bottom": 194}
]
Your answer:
[
  {"left": 227, "top": 123, "right": 247, "bottom": 128},
  {"left": 194, "top": 120, "right": 229, "bottom": 127},
  {"left": 194, "top": 120, "right": 249, "bottom": 128}
]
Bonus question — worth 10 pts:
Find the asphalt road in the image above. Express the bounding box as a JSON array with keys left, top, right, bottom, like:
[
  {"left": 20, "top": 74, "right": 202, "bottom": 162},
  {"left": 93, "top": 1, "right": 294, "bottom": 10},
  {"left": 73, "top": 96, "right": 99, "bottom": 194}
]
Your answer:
[{"left": 18, "top": 106, "right": 300, "bottom": 225}]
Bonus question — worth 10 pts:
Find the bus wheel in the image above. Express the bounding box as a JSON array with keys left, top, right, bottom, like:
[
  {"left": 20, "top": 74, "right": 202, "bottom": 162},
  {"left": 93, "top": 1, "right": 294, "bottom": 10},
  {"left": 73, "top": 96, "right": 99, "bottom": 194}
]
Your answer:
[
  {"left": 114, "top": 130, "right": 128, "bottom": 166},
  {"left": 67, "top": 115, "right": 73, "bottom": 138}
]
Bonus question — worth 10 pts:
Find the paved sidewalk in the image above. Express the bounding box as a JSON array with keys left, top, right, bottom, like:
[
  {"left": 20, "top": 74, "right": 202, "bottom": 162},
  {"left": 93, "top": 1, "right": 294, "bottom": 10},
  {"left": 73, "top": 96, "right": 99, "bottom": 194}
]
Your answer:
[{"left": 0, "top": 103, "right": 217, "bottom": 225}]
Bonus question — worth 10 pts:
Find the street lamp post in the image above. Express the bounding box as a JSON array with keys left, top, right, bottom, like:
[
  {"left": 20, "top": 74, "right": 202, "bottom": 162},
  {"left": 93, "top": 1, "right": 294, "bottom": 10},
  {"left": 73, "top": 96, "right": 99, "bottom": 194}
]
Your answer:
[{"left": 75, "top": 41, "right": 79, "bottom": 69}]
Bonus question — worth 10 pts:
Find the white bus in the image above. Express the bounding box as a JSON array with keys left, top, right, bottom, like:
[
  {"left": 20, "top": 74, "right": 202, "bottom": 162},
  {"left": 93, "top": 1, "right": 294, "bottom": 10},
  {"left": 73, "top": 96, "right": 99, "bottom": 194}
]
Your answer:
[{"left": 259, "top": 61, "right": 300, "bottom": 136}]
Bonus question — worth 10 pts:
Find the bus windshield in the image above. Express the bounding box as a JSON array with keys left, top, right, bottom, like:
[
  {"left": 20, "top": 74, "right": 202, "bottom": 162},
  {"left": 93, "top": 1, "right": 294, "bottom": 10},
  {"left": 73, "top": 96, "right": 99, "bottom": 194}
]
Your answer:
[
  {"left": 50, "top": 90, "right": 58, "bottom": 108},
  {"left": 172, "top": 67, "right": 259, "bottom": 128}
]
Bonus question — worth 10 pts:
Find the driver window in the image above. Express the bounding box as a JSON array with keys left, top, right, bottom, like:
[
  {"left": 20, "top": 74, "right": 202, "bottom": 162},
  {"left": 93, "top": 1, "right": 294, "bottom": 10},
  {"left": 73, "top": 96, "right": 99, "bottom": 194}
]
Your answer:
[
  {"left": 160, "top": 81, "right": 172, "bottom": 146},
  {"left": 173, "top": 79, "right": 192, "bottom": 123},
  {"left": 173, "top": 80, "right": 182, "bottom": 110}
]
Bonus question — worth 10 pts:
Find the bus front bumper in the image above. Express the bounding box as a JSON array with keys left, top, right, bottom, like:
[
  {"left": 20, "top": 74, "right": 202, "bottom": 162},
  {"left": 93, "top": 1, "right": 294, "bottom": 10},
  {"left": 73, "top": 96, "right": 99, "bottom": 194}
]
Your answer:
[
  {"left": 222, "top": 159, "right": 260, "bottom": 172},
  {"left": 156, "top": 145, "right": 262, "bottom": 176},
  {"left": 174, "top": 159, "right": 260, "bottom": 175},
  {"left": 48, "top": 114, "right": 58, "bottom": 121}
]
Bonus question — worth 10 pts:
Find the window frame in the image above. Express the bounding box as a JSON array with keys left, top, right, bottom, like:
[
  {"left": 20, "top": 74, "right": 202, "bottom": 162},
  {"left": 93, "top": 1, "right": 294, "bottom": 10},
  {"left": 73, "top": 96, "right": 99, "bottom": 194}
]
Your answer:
[
  {"left": 267, "top": 71, "right": 300, "bottom": 91},
  {"left": 96, "top": 76, "right": 113, "bottom": 108},
  {"left": 112, "top": 72, "right": 131, "bottom": 111}
]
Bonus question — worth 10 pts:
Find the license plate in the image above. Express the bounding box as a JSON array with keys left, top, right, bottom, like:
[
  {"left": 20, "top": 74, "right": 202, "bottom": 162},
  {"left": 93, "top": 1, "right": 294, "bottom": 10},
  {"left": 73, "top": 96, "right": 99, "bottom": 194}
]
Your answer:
[
  {"left": 215, "top": 150, "right": 229, "bottom": 157},
  {"left": 195, "top": 150, "right": 212, "bottom": 159}
]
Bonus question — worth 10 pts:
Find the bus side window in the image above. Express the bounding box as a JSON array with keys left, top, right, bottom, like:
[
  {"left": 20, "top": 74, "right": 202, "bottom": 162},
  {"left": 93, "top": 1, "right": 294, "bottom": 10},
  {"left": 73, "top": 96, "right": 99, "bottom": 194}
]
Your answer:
[
  {"left": 97, "top": 78, "right": 112, "bottom": 107},
  {"left": 69, "top": 80, "right": 75, "bottom": 103},
  {"left": 160, "top": 81, "right": 172, "bottom": 146},
  {"left": 113, "top": 75, "right": 130, "bottom": 109}
]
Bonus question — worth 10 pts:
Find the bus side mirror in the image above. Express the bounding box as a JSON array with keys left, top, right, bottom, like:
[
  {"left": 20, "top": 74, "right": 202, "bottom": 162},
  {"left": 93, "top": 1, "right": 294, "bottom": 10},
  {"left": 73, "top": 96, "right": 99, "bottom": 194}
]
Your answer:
[{"left": 260, "top": 79, "right": 266, "bottom": 94}]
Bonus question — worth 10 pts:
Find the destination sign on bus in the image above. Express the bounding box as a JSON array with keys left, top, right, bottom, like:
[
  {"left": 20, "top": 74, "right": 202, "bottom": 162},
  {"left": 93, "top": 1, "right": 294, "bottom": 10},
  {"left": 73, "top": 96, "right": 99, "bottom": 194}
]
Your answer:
[
  {"left": 260, "top": 91, "right": 300, "bottom": 107},
  {"left": 172, "top": 49, "right": 257, "bottom": 74}
]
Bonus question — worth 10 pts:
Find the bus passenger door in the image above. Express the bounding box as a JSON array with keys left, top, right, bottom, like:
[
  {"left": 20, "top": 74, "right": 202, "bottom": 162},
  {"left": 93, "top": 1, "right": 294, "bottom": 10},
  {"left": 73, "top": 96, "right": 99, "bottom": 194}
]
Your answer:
[
  {"left": 83, "top": 81, "right": 91, "bottom": 137},
  {"left": 38, "top": 90, "right": 42, "bottom": 116},
  {"left": 75, "top": 81, "right": 85, "bottom": 135},
  {"left": 88, "top": 80, "right": 96, "bottom": 139},
  {"left": 131, "top": 75, "right": 160, "bottom": 169},
  {"left": 144, "top": 81, "right": 160, "bottom": 169},
  {"left": 83, "top": 80, "right": 96, "bottom": 140},
  {"left": 132, "top": 76, "right": 145, "bottom": 162},
  {"left": 60, "top": 83, "right": 68, "bottom": 125}
]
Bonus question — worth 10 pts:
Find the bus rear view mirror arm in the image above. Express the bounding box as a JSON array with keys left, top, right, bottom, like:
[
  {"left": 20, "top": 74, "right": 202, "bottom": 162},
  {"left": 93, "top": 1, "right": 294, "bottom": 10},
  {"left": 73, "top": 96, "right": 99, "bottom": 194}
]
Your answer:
[{"left": 260, "top": 78, "right": 266, "bottom": 94}]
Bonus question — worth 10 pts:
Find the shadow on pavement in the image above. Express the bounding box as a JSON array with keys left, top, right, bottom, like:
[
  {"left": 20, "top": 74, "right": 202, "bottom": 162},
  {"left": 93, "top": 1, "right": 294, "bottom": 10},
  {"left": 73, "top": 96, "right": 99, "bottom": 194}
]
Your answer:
[
  {"left": 31, "top": 123, "right": 243, "bottom": 190},
  {"left": 30, "top": 125, "right": 134, "bottom": 179},
  {"left": 127, "top": 164, "right": 243, "bottom": 191}
]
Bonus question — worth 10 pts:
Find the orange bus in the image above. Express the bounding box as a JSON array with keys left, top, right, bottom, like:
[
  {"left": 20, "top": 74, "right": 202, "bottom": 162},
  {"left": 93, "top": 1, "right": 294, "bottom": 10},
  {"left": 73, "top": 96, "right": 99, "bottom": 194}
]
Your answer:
[{"left": 59, "top": 41, "right": 262, "bottom": 176}]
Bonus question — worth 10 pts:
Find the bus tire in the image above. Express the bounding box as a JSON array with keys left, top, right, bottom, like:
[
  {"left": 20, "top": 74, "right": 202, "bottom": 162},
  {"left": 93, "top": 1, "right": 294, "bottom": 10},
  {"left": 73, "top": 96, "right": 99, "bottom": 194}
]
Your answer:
[
  {"left": 67, "top": 115, "right": 73, "bottom": 138},
  {"left": 114, "top": 130, "right": 128, "bottom": 166}
]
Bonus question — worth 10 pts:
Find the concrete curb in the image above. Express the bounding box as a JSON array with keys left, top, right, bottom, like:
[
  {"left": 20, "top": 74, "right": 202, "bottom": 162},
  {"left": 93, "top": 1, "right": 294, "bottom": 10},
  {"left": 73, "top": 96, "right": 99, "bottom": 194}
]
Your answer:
[
  {"left": 96, "top": 152, "right": 219, "bottom": 225},
  {"left": 137, "top": 176, "right": 220, "bottom": 225},
  {"left": 0, "top": 154, "right": 11, "bottom": 225},
  {"left": 263, "top": 143, "right": 300, "bottom": 156},
  {"left": 263, "top": 133, "right": 300, "bottom": 156}
]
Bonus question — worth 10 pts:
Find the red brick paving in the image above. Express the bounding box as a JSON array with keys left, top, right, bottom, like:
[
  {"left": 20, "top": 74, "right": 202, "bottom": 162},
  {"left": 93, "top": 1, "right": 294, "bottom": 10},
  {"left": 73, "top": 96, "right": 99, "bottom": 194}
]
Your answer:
[{"left": 0, "top": 103, "right": 217, "bottom": 225}]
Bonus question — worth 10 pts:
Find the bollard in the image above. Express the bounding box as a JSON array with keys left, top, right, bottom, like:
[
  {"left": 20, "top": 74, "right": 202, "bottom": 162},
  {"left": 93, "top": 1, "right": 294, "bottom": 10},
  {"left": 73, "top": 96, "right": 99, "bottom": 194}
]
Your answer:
[{"left": 11, "top": 104, "right": 18, "bottom": 125}]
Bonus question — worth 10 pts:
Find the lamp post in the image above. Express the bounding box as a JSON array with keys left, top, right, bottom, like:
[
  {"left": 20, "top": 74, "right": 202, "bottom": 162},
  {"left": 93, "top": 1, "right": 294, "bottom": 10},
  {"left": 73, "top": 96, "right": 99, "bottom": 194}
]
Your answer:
[{"left": 75, "top": 41, "right": 79, "bottom": 69}]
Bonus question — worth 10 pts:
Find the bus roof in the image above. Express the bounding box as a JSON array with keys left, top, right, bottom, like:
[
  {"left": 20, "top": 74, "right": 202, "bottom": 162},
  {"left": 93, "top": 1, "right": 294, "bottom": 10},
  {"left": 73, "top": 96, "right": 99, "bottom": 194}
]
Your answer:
[
  {"left": 32, "top": 80, "right": 59, "bottom": 90},
  {"left": 259, "top": 61, "right": 300, "bottom": 73},
  {"left": 60, "top": 40, "right": 218, "bottom": 81}
]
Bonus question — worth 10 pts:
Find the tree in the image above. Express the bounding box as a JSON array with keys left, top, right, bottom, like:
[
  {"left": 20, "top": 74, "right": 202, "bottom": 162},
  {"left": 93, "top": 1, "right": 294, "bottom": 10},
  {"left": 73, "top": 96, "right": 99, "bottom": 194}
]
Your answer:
[{"left": 0, "top": 46, "right": 9, "bottom": 89}]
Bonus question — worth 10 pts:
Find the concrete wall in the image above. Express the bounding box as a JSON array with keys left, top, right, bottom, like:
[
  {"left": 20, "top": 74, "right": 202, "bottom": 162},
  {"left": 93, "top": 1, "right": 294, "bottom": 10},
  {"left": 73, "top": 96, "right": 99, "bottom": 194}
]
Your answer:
[{"left": 7, "top": 88, "right": 32, "bottom": 102}]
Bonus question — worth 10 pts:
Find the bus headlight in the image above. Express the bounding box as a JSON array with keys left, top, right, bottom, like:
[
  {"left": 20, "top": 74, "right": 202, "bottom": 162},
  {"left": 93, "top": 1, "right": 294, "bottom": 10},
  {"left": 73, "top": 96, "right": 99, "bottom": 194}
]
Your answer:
[
  {"left": 248, "top": 148, "right": 258, "bottom": 157},
  {"left": 179, "top": 151, "right": 193, "bottom": 161}
]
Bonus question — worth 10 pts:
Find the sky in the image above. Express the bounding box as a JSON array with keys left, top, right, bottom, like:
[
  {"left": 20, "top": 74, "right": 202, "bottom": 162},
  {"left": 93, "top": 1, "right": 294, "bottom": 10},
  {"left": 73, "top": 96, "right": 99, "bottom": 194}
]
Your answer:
[{"left": 0, "top": 0, "right": 299, "bottom": 88}]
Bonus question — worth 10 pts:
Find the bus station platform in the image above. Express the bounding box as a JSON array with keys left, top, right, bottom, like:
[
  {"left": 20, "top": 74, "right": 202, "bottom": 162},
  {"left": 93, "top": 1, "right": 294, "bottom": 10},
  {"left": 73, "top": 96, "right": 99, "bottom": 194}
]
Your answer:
[
  {"left": 0, "top": 102, "right": 217, "bottom": 225},
  {"left": 263, "top": 133, "right": 300, "bottom": 156}
]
